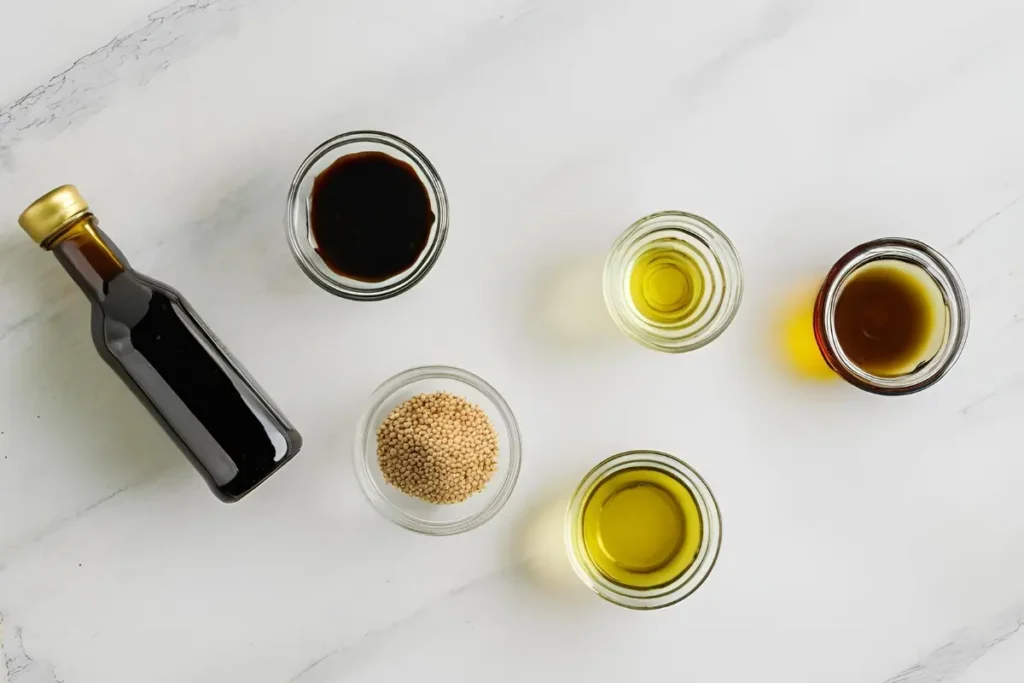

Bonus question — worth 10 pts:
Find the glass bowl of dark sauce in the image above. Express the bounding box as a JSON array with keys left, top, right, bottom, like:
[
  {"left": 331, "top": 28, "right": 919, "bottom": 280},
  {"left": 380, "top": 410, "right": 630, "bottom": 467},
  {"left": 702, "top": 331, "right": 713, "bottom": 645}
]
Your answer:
[{"left": 286, "top": 131, "right": 448, "bottom": 300}]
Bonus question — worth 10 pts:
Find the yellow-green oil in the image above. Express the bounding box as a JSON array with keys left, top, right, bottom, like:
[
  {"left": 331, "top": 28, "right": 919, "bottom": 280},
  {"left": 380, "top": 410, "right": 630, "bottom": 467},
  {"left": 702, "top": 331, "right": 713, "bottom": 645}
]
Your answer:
[
  {"left": 580, "top": 468, "right": 702, "bottom": 588},
  {"left": 629, "top": 246, "right": 705, "bottom": 325}
]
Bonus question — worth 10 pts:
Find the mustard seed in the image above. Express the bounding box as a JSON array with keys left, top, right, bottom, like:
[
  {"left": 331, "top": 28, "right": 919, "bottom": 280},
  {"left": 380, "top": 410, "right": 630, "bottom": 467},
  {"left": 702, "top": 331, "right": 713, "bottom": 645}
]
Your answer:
[{"left": 377, "top": 392, "right": 499, "bottom": 504}]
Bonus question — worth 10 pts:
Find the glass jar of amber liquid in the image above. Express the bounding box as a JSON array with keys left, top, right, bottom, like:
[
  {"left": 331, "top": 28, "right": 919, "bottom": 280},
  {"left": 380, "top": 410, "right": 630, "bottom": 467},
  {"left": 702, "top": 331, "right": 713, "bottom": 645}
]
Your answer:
[
  {"left": 566, "top": 450, "right": 722, "bottom": 609},
  {"left": 604, "top": 212, "right": 743, "bottom": 353},
  {"left": 814, "top": 238, "right": 969, "bottom": 395}
]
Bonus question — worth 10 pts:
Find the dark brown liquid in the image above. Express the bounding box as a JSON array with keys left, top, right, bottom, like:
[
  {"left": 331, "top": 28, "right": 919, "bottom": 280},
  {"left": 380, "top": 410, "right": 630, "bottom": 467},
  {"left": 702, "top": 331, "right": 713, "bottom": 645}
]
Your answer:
[
  {"left": 834, "top": 262, "right": 938, "bottom": 377},
  {"left": 310, "top": 151, "right": 434, "bottom": 282},
  {"left": 53, "top": 219, "right": 301, "bottom": 502}
]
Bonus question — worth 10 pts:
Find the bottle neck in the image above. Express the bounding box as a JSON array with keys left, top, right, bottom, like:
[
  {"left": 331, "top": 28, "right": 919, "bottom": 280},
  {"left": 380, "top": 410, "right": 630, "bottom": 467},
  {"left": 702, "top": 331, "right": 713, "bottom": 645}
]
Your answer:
[{"left": 49, "top": 216, "right": 128, "bottom": 301}]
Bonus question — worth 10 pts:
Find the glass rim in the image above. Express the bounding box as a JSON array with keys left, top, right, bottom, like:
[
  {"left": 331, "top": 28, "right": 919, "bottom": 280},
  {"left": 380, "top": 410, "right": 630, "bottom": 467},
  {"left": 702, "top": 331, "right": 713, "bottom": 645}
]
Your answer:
[
  {"left": 285, "top": 130, "right": 449, "bottom": 301},
  {"left": 352, "top": 365, "right": 522, "bottom": 536},
  {"left": 813, "top": 237, "right": 970, "bottom": 396},
  {"left": 603, "top": 211, "right": 744, "bottom": 353},
  {"left": 565, "top": 449, "right": 722, "bottom": 610}
]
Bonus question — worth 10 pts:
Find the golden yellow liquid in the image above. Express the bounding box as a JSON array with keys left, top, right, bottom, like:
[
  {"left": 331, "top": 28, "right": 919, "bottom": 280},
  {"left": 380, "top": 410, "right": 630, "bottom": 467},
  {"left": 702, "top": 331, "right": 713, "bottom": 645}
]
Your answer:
[
  {"left": 629, "top": 246, "right": 705, "bottom": 325},
  {"left": 777, "top": 279, "right": 836, "bottom": 380},
  {"left": 580, "top": 468, "right": 702, "bottom": 589}
]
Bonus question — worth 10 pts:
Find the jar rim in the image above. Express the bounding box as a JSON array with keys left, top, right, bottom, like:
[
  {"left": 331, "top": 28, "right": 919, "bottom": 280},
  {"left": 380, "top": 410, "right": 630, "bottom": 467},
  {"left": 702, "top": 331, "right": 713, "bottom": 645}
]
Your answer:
[
  {"left": 813, "top": 238, "right": 970, "bottom": 395},
  {"left": 285, "top": 130, "right": 449, "bottom": 301}
]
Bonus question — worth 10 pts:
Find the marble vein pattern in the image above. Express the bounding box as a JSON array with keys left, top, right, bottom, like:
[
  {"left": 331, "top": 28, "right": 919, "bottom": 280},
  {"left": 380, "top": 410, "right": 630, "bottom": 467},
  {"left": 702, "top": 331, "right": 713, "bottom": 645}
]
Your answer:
[{"left": 0, "top": 0, "right": 259, "bottom": 165}]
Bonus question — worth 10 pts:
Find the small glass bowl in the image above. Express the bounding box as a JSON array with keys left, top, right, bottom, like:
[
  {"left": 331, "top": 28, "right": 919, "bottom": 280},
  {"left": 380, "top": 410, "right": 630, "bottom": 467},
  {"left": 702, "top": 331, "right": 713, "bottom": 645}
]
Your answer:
[
  {"left": 603, "top": 211, "right": 743, "bottom": 353},
  {"left": 813, "top": 238, "right": 969, "bottom": 395},
  {"left": 565, "top": 450, "right": 722, "bottom": 610},
  {"left": 354, "top": 366, "right": 521, "bottom": 535},
  {"left": 285, "top": 130, "right": 449, "bottom": 301}
]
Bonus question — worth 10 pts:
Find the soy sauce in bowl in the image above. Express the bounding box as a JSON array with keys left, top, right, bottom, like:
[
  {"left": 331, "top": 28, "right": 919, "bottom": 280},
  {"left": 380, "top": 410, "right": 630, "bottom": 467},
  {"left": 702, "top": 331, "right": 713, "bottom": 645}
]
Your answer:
[
  {"left": 310, "top": 151, "right": 435, "bottom": 283},
  {"left": 286, "top": 131, "right": 448, "bottom": 301}
]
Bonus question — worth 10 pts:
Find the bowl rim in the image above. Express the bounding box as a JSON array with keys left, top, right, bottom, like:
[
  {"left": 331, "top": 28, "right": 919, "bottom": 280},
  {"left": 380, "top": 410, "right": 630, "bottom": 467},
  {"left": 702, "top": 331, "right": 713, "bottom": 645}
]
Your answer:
[{"left": 353, "top": 365, "right": 522, "bottom": 535}]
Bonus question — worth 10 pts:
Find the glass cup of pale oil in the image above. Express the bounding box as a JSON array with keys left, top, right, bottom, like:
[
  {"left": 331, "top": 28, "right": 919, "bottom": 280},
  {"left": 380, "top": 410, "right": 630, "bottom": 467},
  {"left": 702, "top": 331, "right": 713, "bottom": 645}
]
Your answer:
[
  {"left": 603, "top": 211, "right": 743, "bottom": 353},
  {"left": 566, "top": 450, "right": 722, "bottom": 610},
  {"left": 814, "top": 238, "right": 969, "bottom": 395}
]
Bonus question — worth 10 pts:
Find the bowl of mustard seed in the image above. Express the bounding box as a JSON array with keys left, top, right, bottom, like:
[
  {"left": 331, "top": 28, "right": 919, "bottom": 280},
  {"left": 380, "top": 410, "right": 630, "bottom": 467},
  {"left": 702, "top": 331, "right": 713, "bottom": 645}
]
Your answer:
[{"left": 354, "top": 366, "right": 522, "bottom": 535}]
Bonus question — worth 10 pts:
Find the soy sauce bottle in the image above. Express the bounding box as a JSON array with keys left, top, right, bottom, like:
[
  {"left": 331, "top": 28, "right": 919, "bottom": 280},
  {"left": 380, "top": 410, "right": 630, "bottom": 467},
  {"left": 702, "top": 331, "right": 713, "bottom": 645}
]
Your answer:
[{"left": 18, "top": 186, "right": 302, "bottom": 501}]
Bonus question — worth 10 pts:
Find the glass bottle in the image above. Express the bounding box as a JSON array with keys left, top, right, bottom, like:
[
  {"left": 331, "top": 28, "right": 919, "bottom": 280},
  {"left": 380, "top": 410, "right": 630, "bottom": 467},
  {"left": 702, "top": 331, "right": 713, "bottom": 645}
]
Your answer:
[{"left": 18, "top": 186, "right": 302, "bottom": 501}]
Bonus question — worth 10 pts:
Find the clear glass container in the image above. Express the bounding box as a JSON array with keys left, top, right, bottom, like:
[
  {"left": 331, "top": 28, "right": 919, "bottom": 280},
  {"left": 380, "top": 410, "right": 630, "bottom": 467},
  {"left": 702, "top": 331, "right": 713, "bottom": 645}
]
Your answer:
[
  {"left": 603, "top": 211, "right": 743, "bottom": 353},
  {"left": 354, "top": 366, "right": 521, "bottom": 535},
  {"left": 813, "top": 238, "right": 969, "bottom": 395},
  {"left": 566, "top": 450, "right": 722, "bottom": 610},
  {"left": 285, "top": 130, "right": 449, "bottom": 301}
]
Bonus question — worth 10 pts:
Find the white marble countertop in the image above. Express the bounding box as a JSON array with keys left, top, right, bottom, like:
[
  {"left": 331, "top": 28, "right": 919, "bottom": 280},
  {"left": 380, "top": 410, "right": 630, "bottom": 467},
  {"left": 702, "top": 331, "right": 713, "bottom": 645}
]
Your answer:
[{"left": 2, "top": 1, "right": 1024, "bottom": 681}]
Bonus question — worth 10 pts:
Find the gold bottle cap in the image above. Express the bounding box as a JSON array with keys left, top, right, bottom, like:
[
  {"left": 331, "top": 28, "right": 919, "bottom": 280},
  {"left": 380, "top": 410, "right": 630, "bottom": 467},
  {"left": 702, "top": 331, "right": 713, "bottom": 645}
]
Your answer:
[{"left": 18, "top": 185, "right": 91, "bottom": 244}]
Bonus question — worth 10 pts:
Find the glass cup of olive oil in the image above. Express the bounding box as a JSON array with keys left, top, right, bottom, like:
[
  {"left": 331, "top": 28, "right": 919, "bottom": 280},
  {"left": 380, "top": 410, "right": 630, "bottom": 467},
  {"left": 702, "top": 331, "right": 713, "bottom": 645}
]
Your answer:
[
  {"left": 566, "top": 450, "right": 722, "bottom": 610},
  {"left": 604, "top": 211, "right": 743, "bottom": 352},
  {"left": 814, "top": 238, "right": 969, "bottom": 395}
]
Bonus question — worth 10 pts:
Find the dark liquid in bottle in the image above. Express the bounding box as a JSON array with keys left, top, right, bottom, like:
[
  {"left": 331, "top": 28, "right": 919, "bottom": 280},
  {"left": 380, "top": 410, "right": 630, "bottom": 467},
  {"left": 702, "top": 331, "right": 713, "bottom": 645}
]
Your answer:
[
  {"left": 122, "top": 288, "right": 290, "bottom": 498},
  {"left": 833, "top": 261, "right": 941, "bottom": 377},
  {"left": 53, "top": 223, "right": 301, "bottom": 501},
  {"left": 310, "top": 151, "right": 435, "bottom": 282}
]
